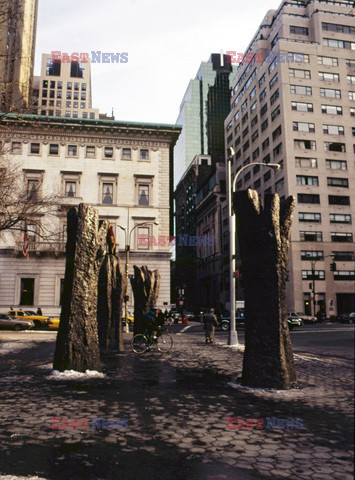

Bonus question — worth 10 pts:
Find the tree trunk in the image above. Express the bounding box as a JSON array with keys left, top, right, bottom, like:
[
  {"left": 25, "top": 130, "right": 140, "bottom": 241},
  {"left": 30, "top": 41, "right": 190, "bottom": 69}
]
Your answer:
[
  {"left": 97, "top": 254, "right": 126, "bottom": 353},
  {"left": 53, "top": 204, "right": 108, "bottom": 372},
  {"left": 130, "top": 266, "right": 161, "bottom": 335},
  {"left": 233, "top": 190, "right": 296, "bottom": 389}
]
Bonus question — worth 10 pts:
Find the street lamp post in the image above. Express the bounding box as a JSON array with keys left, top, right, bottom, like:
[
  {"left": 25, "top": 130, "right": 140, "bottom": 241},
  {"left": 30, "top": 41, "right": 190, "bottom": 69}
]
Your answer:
[
  {"left": 119, "top": 219, "right": 159, "bottom": 333},
  {"left": 306, "top": 253, "right": 334, "bottom": 317},
  {"left": 227, "top": 147, "right": 281, "bottom": 346}
]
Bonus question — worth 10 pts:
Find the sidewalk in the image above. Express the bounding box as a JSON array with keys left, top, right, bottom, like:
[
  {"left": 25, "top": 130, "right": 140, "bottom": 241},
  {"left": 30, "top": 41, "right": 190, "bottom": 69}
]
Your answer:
[{"left": 0, "top": 331, "right": 353, "bottom": 480}]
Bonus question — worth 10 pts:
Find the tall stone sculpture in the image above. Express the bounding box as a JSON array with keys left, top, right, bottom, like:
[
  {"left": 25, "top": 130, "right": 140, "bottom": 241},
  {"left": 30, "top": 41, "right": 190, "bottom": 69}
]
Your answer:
[
  {"left": 130, "top": 265, "right": 161, "bottom": 335},
  {"left": 97, "top": 254, "right": 127, "bottom": 353},
  {"left": 53, "top": 204, "right": 108, "bottom": 372},
  {"left": 233, "top": 190, "right": 296, "bottom": 389}
]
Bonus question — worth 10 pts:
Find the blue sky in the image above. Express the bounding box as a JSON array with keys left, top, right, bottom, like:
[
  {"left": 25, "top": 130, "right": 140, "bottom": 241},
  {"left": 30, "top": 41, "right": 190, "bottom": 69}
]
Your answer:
[{"left": 35, "top": 0, "right": 278, "bottom": 124}]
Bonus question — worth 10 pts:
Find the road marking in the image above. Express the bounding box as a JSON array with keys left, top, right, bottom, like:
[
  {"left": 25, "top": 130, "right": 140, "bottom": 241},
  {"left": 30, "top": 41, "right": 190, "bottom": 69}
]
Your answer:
[{"left": 291, "top": 328, "right": 353, "bottom": 334}]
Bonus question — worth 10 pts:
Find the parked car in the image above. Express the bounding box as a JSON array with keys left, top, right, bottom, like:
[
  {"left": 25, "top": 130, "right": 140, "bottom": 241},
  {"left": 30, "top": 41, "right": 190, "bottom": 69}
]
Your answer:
[
  {"left": 296, "top": 312, "right": 317, "bottom": 324},
  {"left": 48, "top": 318, "right": 60, "bottom": 330},
  {"left": 0, "top": 313, "right": 34, "bottom": 331},
  {"left": 122, "top": 311, "right": 134, "bottom": 325},
  {"left": 338, "top": 312, "right": 355, "bottom": 324},
  {"left": 6, "top": 309, "right": 52, "bottom": 328},
  {"left": 217, "top": 314, "right": 245, "bottom": 331}
]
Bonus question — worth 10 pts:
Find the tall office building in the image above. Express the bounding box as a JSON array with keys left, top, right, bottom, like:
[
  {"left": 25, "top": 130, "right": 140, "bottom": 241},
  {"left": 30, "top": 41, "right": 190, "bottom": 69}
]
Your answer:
[
  {"left": 174, "top": 54, "right": 236, "bottom": 187},
  {"left": 224, "top": 0, "right": 355, "bottom": 316},
  {"left": 34, "top": 53, "right": 99, "bottom": 119},
  {"left": 0, "top": 0, "right": 39, "bottom": 112}
]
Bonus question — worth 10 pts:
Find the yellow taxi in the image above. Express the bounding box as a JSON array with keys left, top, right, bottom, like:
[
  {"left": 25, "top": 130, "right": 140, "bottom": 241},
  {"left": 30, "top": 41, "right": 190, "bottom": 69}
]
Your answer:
[
  {"left": 122, "top": 311, "right": 134, "bottom": 324},
  {"left": 48, "top": 317, "right": 60, "bottom": 330}
]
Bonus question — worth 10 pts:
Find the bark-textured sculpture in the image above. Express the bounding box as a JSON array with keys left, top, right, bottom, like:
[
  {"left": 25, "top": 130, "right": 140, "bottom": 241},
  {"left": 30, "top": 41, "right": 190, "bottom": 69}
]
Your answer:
[
  {"left": 233, "top": 190, "right": 296, "bottom": 389},
  {"left": 53, "top": 204, "right": 108, "bottom": 372},
  {"left": 130, "top": 266, "right": 161, "bottom": 335},
  {"left": 97, "top": 254, "right": 127, "bottom": 353}
]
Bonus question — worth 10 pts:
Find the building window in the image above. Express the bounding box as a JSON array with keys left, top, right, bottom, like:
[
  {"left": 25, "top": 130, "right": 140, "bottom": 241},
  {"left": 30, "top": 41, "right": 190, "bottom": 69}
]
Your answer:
[
  {"left": 260, "top": 104, "right": 267, "bottom": 117},
  {"left": 301, "top": 250, "right": 324, "bottom": 260},
  {"left": 82, "top": 112, "right": 88, "bottom": 119},
  {"left": 122, "top": 148, "right": 131, "bottom": 160},
  {"left": 80, "top": 102, "right": 86, "bottom": 109},
  {"left": 262, "top": 138, "right": 269, "bottom": 150},
  {"left": 251, "top": 116, "right": 258, "bottom": 129},
  {"left": 242, "top": 127, "right": 249, "bottom": 139},
  {"left": 297, "top": 175, "right": 319, "bottom": 186},
  {"left": 66, "top": 101, "right": 71, "bottom": 108},
  {"left": 347, "top": 75, "right": 355, "bottom": 84},
  {"left": 70, "top": 61, "right": 85, "bottom": 78},
  {"left": 104, "top": 146, "right": 114, "bottom": 159},
  {"left": 49, "top": 144, "right": 59, "bottom": 155},
  {"left": 319, "top": 72, "right": 340, "bottom": 82},
  {"left": 102, "top": 183, "right": 114, "bottom": 204},
  {"left": 86, "top": 146, "right": 96, "bottom": 158},
  {"left": 250, "top": 101, "right": 257, "bottom": 114},
  {"left": 259, "top": 88, "right": 267, "bottom": 102},
  {"left": 293, "top": 122, "right": 315, "bottom": 133},
  {"left": 249, "top": 86, "right": 256, "bottom": 100},
  {"left": 56, "top": 100, "right": 62, "bottom": 107},
  {"left": 332, "top": 251, "right": 354, "bottom": 262},
  {"left": 328, "top": 195, "right": 350, "bottom": 205},
  {"left": 138, "top": 185, "right": 149, "bottom": 205},
  {"left": 327, "top": 177, "right": 348, "bottom": 187},
  {"left": 67, "top": 145, "right": 78, "bottom": 157},
  {"left": 321, "top": 104, "right": 342, "bottom": 115},
  {"left": 317, "top": 56, "right": 338, "bottom": 66},
  {"left": 20, "top": 278, "right": 35, "bottom": 305},
  {"left": 242, "top": 113, "right": 248, "bottom": 126},
  {"left": 73, "top": 92, "right": 79, "bottom": 100},
  {"left": 331, "top": 232, "right": 353, "bottom": 243},
  {"left": 263, "top": 170, "right": 271, "bottom": 182},
  {"left": 273, "top": 143, "right": 282, "bottom": 158},
  {"left": 268, "top": 58, "right": 277, "bottom": 74},
  {"left": 323, "top": 124, "right": 344, "bottom": 135},
  {"left": 320, "top": 88, "right": 341, "bottom": 99},
  {"left": 299, "top": 212, "right": 321, "bottom": 222},
  {"left": 252, "top": 147, "right": 259, "bottom": 160},
  {"left": 291, "top": 101, "right": 313, "bottom": 112},
  {"left": 326, "top": 159, "right": 347, "bottom": 171},
  {"left": 349, "top": 92, "right": 355, "bottom": 100},
  {"left": 137, "top": 227, "right": 150, "bottom": 250},
  {"left": 289, "top": 69, "right": 311, "bottom": 79},
  {"left": 251, "top": 130, "right": 259, "bottom": 143},
  {"left": 56, "top": 91, "right": 62, "bottom": 99},
  {"left": 294, "top": 139, "right": 316, "bottom": 150},
  {"left": 269, "top": 72, "right": 278, "bottom": 89},
  {"left": 42, "top": 90, "right": 48, "bottom": 98},
  {"left": 11, "top": 142, "right": 22, "bottom": 154},
  {"left": 333, "top": 271, "right": 355, "bottom": 281},
  {"left": 290, "top": 85, "right": 312, "bottom": 95},
  {"left": 330, "top": 214, "right": 351, "bottom": 224},
  {"left": 300, "top": 231, "right": 322, "bottom": 242},
  {"left": 259, "top": 74, "right": 265, "bottom": 88},
  {"left": 272, "top": 125, "right": 282, "bottom": 140},
  {"left": 243, "top": 140, "right": 249, "bottom": 152},
  {"left": 275, "top": 178, "right": 284, "bottom": 192},
  {"left": 290, "top": 25, "right": 308, "bottom": 35},
  {"left": 302, "top": 270, "right": 325, "bottom": 280},
  {"left": 270, "top": 89, "right": 280, "bottom": 105},
  {"left": 89, "top": 113, "right": 95, "bottom": 119},
  {"left": 298, "top": 193, "right": 320, "bottom": 204},
  {"left": 65, "top": 181, "right": 77, "bottom": 197},
  {"left": 261, "top": 119, "right": 268, "bottom": 133},
  {"left": 295, "top": 157, "right": 317, "bottom": 168},
  {"left": 322, "top": 22, "right": 355, "bottom": 34},
  {"left": 324, "top": 142, "right": 346, "bottom": 152},
  {"left": 27, "top": 179, "right": 40, "bottom": 200},
  {"left": 46, "top": 59, "right": 61, "bottom": 76},
  {"left": 244, "top": 171, "right": 251, "bottom": 183},
  {"left": 30, "top": 143, "right": 40, "bottom": 154},
  {"left": 323, "top": 38, "right": 355, "bottom": 50},
  {"left": 81, "top": 83, "right": 87, "bottom": 91},
  {"left": 65, "top": 111, "right": 71, "bottom": 118},
  {"left": 73, "top": 102, "right": 78, "bottom": 109}
]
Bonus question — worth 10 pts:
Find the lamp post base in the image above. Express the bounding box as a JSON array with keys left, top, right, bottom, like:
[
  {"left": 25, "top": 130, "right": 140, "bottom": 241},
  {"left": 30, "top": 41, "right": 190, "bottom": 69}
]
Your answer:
[
  {"left": 228, "top": 329, "right": 238, "bottom": 346},
  {"left": 123, "top": 323, "right": 129, "bottom": 333}
]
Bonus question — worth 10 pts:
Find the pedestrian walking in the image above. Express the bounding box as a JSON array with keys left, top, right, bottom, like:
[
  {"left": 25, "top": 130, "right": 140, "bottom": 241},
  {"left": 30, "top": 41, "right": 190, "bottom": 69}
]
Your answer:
[
  {"left": 37, "top": 307, "right": 43, "bottom": 316},
  {"left": 203, "top": 308, "right": 219, "bottom": 344}
]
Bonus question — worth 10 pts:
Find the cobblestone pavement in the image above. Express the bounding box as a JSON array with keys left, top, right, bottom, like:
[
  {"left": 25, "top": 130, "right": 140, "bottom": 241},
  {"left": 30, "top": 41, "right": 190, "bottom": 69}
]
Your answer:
[{"left": 0, "top": 331, "right": 353, "bottom": 480}]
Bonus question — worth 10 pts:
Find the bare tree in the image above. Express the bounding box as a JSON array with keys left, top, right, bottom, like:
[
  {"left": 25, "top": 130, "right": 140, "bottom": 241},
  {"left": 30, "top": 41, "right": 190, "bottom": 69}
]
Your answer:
[{"left": 0, "top": 143, "right": 60, "bottom": 241}]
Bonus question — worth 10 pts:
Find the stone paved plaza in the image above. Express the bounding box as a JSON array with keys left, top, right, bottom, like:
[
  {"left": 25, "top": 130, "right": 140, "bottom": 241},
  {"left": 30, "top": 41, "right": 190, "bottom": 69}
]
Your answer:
[{"left": 0, "top": 330, "right": 353, "bottom": 480}]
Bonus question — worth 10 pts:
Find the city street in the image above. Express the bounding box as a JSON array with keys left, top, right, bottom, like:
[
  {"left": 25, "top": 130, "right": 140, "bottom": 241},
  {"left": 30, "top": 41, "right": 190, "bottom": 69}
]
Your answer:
[
  {"left": 0, "top": 324, "right": 353, "bottom": 480},
  {"left": 182, "top": 323, "right": 355, "bottom": 362}
]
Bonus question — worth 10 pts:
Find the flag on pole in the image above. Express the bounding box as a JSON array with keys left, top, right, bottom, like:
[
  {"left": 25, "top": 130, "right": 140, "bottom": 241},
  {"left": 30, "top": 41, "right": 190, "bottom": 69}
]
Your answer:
[
  {"left": 23, "top": 220, "right": 29, "bottom": 260},
  {"left": 107, "top": 223, "right": 116, "bottom": 255}
]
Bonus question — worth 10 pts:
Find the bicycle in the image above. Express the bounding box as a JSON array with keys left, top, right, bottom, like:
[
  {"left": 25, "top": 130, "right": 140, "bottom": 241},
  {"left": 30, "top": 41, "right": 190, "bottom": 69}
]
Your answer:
[{"left": 131, "top": 325, "right": 173, "bottom": 354}]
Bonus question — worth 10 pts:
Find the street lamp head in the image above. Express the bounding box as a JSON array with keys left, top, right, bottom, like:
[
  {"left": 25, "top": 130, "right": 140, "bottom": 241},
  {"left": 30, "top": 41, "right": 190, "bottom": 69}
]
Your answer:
[
  {"left": 118, "top": 225, "right": 127, "bottom": 231},
  {"left": 228, "top": 147, "right": 235, "bottom": 157},
  {"left": 270, "top": 164, "right": 281, "bottom": 171},
  {"left": 153, "top": 221, "right": 159, "bottom": 226}
]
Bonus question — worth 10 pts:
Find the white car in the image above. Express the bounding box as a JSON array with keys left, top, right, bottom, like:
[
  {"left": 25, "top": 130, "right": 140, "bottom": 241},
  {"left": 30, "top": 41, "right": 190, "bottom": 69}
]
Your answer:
[{"left": 0, "top": 313, "right": 34, "bottom": 331}]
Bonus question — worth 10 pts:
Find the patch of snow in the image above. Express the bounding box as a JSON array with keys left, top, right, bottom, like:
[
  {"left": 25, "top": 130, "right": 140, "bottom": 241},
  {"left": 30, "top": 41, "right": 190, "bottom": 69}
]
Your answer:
[
  {"left": 293, "top": 353, "right": 347, "bottom": 365},
  {"left": 227, "top": 381, "right": 325, "bottom": 398},
  {"left": 216, "top": 342, "right": 245, "bottom": 351},
  {"left": 48, "top": 369, "right": 105, "bottom": 380},
  {"left": 0, "top": 476, "right": 48, "bottom": 480},
  {"left": 0, "top": 342, "right": 35, "bottom": 355}
]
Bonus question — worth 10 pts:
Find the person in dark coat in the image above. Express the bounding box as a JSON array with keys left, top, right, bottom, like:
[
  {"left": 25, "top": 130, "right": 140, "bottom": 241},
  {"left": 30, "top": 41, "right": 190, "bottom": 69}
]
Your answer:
[
  {"left": 203, "top": 308, "right": 219, "bottom": 344},
  {"left": 37, "top": 307, "right": 43, "bottom": 316}
]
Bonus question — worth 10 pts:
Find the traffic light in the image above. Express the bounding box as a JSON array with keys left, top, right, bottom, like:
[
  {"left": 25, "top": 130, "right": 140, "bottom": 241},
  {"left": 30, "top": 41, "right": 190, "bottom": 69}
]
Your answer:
[{"left": 330, "top": 262, "right": 337, "bottom": 271}]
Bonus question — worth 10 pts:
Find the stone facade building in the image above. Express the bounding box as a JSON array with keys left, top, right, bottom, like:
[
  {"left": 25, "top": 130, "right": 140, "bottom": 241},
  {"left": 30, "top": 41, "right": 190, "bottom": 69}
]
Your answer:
[
  {"left": 224, "top": 0, "right": 355, "bottom": 316},
  {"left": 0, "top": 114, "right": 181, "bottom": 315}
]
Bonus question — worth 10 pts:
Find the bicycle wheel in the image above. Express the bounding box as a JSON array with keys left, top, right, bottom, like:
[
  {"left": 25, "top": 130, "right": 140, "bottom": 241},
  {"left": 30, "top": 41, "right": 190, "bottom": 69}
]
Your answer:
[
  {"left": 131, "top": 334, "right": 149, "bottom": 354},
  {"left": 156, "top": 333, "right": 173, "bottom": 353}
]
